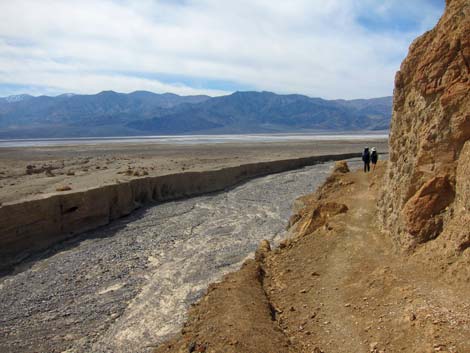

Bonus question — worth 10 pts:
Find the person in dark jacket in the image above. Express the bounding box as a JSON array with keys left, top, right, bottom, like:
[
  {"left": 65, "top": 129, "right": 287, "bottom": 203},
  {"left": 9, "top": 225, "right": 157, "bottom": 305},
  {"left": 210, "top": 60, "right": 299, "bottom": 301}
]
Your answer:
[
  {"left": 371, "top": 147, "right": 378, "bottom": 170},
  {"left": 362, "top": 147, "right": 370, "bottom": 173}
]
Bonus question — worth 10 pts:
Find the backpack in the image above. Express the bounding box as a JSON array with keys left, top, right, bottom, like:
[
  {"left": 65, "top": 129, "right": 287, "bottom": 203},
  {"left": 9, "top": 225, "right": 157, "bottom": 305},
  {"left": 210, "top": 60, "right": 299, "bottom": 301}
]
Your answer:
[
  {"left": 371, "top": 151, "right": 378, "bottom": 162},
  {"left": 362, "top": 150, "right": 370, "bottom": 162}
]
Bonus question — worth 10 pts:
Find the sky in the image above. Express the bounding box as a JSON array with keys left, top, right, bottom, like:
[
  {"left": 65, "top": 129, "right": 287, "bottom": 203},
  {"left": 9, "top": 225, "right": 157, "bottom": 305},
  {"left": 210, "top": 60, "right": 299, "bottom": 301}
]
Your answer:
[{"left": 0, "top": 0, "right": 445, "bottom": 99}]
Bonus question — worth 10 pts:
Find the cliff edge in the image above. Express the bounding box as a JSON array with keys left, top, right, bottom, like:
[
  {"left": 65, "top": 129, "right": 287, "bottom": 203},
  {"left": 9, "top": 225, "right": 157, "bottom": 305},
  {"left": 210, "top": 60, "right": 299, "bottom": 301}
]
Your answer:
[{"left": 379, "top": 0, "right": 470, "bottom": 253}]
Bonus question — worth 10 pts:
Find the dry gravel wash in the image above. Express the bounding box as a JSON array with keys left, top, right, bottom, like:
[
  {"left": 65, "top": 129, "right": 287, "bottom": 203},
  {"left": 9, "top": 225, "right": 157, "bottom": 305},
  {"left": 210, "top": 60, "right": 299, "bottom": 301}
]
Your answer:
[{"left": 0, "top": 160, "right": 350, "bottom": 353}]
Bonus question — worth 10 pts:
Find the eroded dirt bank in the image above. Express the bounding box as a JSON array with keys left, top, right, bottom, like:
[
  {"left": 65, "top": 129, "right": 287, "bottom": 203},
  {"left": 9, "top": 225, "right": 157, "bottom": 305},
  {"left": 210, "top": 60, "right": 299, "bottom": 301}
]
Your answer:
[
  {"left": 0, "top": 152, "right": 363, "bottom": 272},
  {"left": 0, "top": 161, "right": 344, "bottom": 353},
  {"left": 156, "top": 163, "right": 470, "bottom": 353},
  {"left": 0, "top": 139, "right": 388, "bottom": 204}
]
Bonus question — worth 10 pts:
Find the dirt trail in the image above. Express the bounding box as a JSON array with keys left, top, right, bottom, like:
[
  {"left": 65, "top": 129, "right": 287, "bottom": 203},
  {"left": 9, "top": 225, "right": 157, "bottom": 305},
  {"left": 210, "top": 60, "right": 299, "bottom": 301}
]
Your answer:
[{"left": 157, "top": 162, "right": 470, "bottom": 353}]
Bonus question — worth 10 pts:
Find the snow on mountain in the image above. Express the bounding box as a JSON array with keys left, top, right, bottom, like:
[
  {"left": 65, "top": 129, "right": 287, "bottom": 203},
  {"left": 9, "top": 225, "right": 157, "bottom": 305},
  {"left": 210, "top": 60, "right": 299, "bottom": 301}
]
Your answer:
[{"left": 2, "top": 94, "right": 34, "bottom": 103}]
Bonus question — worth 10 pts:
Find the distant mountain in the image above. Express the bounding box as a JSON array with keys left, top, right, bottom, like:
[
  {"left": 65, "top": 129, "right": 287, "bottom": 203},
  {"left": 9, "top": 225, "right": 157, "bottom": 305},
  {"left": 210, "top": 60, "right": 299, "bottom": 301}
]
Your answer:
[
  {"left": 332, "top": 96, "right": 393, "bottom": 131},
  {"left": 128, "top": 92, "right": 392, "bottom": 134},
  {"left": 0, "top": 90, "right": 392, "bottom": 138},
  {"left": 0, "top": 94, "right": 34, "bottom": 103}
]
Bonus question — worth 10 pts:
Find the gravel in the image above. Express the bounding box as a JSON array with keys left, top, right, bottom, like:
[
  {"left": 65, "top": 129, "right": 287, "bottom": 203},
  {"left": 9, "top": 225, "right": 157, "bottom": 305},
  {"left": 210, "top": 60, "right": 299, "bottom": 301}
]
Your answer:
[{"left": 0, "top": 161, "right": 352, "bottom": 353}]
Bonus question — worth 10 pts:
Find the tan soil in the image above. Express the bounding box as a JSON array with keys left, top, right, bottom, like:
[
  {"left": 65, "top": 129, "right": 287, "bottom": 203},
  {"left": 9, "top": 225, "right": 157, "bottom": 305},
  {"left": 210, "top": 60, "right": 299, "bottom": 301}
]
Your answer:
[
  {"left": 0, "top": 139, "right": 387, "bottom": 204},
  {"left": 155, "top": 162, "right": 470, "bottom": 353}
]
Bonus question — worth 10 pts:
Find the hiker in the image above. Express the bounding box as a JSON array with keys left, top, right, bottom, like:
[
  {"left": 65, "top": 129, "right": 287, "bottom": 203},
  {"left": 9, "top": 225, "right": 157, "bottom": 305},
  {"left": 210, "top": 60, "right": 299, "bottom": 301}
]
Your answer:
[
  {"left": 362, "top": 147, "right": 370, "bottom": 173},
  {"left": 371, "top": 147, "right": 378, "bottom": 170}
]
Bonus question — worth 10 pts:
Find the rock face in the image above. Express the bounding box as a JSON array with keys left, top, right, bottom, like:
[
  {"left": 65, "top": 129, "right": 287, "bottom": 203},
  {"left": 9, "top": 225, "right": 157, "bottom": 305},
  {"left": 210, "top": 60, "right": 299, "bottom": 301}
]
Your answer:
[
  {"left": 380, "top": 0, "right": 470, "bottom": 250},
  {"left": 401, "top": 175, "right": 454, "bottom": 243}
]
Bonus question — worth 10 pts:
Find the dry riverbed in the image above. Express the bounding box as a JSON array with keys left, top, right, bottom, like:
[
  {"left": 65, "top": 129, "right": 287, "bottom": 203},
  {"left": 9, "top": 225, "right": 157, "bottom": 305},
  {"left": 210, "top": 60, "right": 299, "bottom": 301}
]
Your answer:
[{"left": 0, "top": 159, "right": 363, "bottom": 353}]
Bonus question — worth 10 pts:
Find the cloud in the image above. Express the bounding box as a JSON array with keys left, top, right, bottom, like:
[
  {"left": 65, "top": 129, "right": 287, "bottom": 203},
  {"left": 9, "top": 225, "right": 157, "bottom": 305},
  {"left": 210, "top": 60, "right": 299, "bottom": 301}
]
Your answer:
[{"left": 0, "top": 0, "right": 444, "bottom": 99}]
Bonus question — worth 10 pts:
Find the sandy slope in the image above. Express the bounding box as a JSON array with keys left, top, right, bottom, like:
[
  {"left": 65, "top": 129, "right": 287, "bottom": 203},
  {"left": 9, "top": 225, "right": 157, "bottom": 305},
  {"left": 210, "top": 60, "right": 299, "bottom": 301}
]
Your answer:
[{"left": 155, "top": 162, "right": 470, "bottom": 353}]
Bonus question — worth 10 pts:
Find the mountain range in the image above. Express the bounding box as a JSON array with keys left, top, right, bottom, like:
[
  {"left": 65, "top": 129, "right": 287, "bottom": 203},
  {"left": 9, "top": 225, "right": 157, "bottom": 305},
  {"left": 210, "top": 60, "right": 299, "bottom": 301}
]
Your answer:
[{"left": 0, "top": 91, "right": 392, "bottom": 138}]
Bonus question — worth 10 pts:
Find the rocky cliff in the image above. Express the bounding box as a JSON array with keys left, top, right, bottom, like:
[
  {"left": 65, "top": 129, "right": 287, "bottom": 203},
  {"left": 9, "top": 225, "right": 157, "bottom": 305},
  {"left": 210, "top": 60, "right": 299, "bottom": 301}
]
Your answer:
[{"left": 379, "top": 0, "right": 470, "bottom": 251}]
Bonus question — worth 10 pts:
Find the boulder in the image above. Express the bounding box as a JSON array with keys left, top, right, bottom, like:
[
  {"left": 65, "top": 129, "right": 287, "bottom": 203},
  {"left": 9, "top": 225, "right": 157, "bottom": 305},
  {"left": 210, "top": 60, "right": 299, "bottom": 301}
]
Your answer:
[
  {"left": 333, "top": 161, "right": 350, "bottom": 174},
  {"left": 255, "top": 239, "right": 271, "bottom": 262},
  {"left": 297, "top": 202, "right": 348, "bottom": 236},
  {"left": 402, "top": 175, "right": 454, "bottom": 242}
]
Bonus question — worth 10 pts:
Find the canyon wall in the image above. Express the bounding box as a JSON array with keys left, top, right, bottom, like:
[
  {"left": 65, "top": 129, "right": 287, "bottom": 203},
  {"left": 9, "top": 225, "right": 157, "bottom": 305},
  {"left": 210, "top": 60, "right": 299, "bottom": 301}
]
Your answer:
[
  {"left": 380, "top": 0, "right": 470, "bottom": 251},
  {"left": 0, "top": 153, "right": 359, "bottom": 272}
]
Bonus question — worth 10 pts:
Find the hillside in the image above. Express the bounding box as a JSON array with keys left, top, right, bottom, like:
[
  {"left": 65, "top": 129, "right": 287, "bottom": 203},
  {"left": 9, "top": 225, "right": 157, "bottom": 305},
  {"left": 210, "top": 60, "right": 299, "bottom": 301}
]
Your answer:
[{"left": 0, "top": 91, "right": 392, "bottom": 138}]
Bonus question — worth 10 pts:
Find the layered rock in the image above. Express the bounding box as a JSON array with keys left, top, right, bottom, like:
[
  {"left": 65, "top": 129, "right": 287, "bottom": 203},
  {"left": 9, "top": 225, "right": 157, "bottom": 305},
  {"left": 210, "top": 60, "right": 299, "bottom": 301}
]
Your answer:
[{"left": 380, "top": 0, "right": 470, "bottom": 250}]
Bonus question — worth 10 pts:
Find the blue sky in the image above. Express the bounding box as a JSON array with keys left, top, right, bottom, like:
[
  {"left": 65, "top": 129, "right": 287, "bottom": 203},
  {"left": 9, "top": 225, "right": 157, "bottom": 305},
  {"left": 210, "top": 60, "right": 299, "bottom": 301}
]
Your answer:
[{"left": 0, "top": 0, "right": 445, "bottom": 99}]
